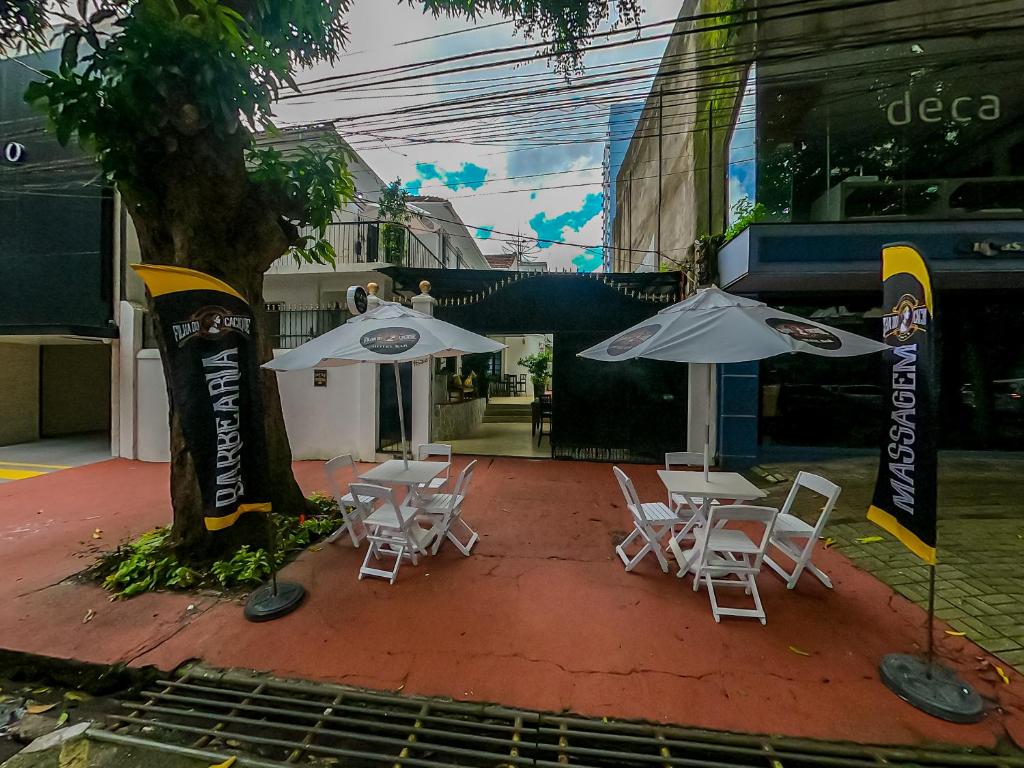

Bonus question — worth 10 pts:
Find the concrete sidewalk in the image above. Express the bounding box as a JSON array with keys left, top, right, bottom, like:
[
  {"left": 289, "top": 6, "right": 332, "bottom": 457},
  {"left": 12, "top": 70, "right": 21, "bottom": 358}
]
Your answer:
[{"left": 1, "top": 457, "right": 1023, "bottom": 750}]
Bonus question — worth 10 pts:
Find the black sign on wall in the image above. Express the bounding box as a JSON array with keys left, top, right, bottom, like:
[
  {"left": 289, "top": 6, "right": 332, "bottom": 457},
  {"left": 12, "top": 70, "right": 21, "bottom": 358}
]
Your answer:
[
  {"left": 868, "top": 243, "right": 938, "bottom": 564},
  {"left": 133, "top": 264, "right": 271, "bottom": 532}
]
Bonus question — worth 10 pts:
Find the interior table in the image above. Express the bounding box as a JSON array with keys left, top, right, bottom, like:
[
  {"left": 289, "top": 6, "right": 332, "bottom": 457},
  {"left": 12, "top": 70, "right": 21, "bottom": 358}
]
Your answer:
[{"left": 657, "top": 470, "right": 767, "bottom": 578}]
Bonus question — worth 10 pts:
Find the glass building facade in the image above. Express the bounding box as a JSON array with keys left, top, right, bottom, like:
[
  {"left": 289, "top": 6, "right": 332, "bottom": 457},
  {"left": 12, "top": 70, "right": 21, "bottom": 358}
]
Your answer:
[{"left": 721, "top": 34, "right": 1024, "bottom": 453}]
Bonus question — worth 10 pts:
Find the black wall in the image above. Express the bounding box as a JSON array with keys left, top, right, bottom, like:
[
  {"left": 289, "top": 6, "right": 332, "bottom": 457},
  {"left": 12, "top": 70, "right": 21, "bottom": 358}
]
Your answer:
[{"left": 0, "top": 51, "right": 114, "bottom": 336}]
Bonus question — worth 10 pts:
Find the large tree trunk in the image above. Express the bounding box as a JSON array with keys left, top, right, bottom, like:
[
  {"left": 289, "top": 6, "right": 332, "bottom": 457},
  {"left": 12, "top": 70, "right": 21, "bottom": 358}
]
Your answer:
[{"left": 123, "top": 125, "right": 309, "bottom": 560}]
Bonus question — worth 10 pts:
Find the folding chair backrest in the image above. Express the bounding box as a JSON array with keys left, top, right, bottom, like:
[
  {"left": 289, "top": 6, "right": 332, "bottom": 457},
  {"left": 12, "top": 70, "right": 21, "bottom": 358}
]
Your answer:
[
  {"left": 324, "top": 454, "right": 357, "bottom": 501},
  {"left": 704, "top": 504, "right": 779, "bottom": 569},
  {"left": 348, "top": 483, "right": 412, "bottom": 529},
  {"left": 612, "top": 466, "right": 646, "bottom": 523},
  {"left": 780, "top": 471, "right": 842, "bottom": 537},
  {"left": 453, "top": 459, "right": 478, "bottom": 500},
  {"left": 664, "top": 451, "right": 705, "bottom": 471},
  {"left": 416, "top": 443, "right": 452, "bottom": 482}
]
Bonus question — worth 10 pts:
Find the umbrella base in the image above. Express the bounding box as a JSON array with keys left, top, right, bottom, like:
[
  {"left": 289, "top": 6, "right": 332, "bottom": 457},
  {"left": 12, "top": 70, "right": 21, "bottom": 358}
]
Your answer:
[
  {"left": 244, "top": 581, "right": 305, "bottom": 622},
  {"left": 879, "top": 653, "right": 983, "bottom": 723}
]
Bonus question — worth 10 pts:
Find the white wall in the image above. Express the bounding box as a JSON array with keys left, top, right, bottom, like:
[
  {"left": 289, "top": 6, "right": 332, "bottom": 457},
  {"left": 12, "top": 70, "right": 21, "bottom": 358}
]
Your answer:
[
  {"left": 496, "top": 334, "right": 550, "bottom": 398},
  {"left": 134, "top": 349, "right": 380, "bottom": 463}
]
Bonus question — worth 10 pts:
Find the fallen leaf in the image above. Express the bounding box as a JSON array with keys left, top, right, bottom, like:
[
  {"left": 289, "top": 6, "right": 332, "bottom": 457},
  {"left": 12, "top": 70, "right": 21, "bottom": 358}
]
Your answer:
[
  {"left": 996, "top": 665, "right": 1010, "bottom": 685},
  {"left": 820, "top": 537, "right": 836, "bottom": 549},
  {"left": 27, "top": 702, "right": 58, "bottom": 714},
  {"left": 63, "top": 691, "right": 89, "bottom": 703},
  {"left": 92, "top": 529, "right": 103, "bottom": 540},
  {"left": 854, "top": 536, "right": 884, "bottom": 544},
  {"left": 208, "top": 757, "right": 236, "bottom": 768},
  {"left": 789, "top": 645, "right": 811, "bottom": 657},
  {"left": 944, "top": 630, "right": 966, "bottom": 637},
  {"left": 82, "top": 609, "right": 95, "bottom": 624},
  {"left": 56, "top": 712, "right": 69, "bottom": 726}
]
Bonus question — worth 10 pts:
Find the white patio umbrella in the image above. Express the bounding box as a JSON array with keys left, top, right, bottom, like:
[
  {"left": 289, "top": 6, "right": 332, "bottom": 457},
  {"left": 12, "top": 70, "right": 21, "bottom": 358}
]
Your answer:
[
  {"left": 264, "top": 302, "right": 504, "bottom": 468},
  {"left": 579, "top": 285, "right": 888, "bottom": 479}
]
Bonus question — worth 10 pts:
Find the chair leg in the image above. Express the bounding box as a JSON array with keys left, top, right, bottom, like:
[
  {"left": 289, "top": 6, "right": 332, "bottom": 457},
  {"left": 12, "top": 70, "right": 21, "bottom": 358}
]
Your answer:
[
  {"left": 705, "top": 573, "right": 721, "bottom": 623},
  {"left": 749, "top": 573, "right": 766, "bottom": 625},
  {"left": 447, "top": 518, "right": 479, "bottom": 556}
]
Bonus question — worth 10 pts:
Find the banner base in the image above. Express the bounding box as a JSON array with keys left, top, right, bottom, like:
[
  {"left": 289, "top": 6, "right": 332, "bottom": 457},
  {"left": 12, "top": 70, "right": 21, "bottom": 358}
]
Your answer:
[
  {"left": 879, "top": 653, "right": 983, "bottom": 723},
  {"left": 244, "top": 581, "right": 306, "bottom": 622}
]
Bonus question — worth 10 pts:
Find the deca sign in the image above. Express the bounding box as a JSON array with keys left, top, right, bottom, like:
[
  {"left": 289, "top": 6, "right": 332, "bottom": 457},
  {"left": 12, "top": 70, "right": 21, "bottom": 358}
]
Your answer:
[{"left": 885, "top": 91, "right": 1001, "bottom": 126}]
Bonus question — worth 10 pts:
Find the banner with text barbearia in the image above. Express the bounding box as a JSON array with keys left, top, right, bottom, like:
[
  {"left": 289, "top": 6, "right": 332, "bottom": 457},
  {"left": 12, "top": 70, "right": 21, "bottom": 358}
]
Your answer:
[
  {"left": 132, "top": 265, "right": 271, "bottom": 531},
  {"left": 867, "top": 244, "right": 937, "bottom": 564}
]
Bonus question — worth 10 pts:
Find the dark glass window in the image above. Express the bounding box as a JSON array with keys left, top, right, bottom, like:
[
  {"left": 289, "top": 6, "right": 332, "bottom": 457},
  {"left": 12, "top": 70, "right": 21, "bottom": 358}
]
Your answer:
[{"left": 755, "top": 35, "right": 1024, "bottom": 223}]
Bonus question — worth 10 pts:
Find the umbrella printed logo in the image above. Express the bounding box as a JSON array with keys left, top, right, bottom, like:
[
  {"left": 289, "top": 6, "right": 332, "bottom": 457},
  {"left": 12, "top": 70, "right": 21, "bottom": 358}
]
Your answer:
[
  {"left": 360, "top": 327, "right": 421, "bottom": 354},
  {"left": 765, "top": 318, "right": 842, "bottom": 350},
  {"left": 171, "top": 306, "right": 252, "bottom": 346},
  {"left": 607, "top": 324, "right": 661, "bottom": 356},
  {"left": 883, "top": 293, "right": 928, "bottom": 343}
]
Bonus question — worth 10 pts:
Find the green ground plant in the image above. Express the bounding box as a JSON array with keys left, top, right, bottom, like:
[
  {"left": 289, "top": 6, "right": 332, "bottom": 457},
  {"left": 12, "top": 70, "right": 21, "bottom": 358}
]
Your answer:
[{"left": 97, "top": 492, "right": 344, "bottom": 597}]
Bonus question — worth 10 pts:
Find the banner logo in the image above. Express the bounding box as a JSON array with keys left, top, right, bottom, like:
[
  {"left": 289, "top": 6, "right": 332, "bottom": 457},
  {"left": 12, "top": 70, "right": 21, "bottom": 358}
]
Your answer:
[
  {"left": 172, "top": 306, "right": 253, "bottom": 346},
  {"left": 360, "top": 327, "right": 420, "bottom": 354},
  {"left": 765, "top": 318, "right": 842, "bottom": 350},
  {"left": 607, "top": 324, "right": 660, "bottom": 356},
  {"left": 883, "top": 294, "right": 928, "bottom": 342}
]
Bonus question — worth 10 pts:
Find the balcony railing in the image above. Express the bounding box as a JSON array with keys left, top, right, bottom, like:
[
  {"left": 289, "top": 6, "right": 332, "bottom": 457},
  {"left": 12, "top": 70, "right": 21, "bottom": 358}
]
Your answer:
[
  {"left": 294, "top": 220, "right": 447, "bottom": 269},
  {"left": 265, "top": 305, "right": 346, "bottom": 349}
]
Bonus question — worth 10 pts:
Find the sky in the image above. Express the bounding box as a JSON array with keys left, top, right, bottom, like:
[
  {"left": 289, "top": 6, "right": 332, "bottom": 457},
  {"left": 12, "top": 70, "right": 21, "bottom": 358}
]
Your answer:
[{"left": 274, "top": 0, "right": 686, "bottom": 272}]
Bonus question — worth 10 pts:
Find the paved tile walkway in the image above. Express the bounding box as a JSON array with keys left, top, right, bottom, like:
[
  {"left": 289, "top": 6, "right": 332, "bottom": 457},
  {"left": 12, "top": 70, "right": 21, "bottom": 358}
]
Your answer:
[{"left": 759, "top": 453, "right": 1024, "bottom": 673}]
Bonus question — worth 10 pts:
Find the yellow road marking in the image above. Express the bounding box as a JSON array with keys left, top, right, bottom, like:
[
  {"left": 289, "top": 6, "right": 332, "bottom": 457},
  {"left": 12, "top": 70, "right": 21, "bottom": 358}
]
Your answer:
[
  {"left": 0, "top": 468, "right": 47, "bottom": 480},
  {"left": 0, "top": 460, "right": 70, "bottom": 470}
]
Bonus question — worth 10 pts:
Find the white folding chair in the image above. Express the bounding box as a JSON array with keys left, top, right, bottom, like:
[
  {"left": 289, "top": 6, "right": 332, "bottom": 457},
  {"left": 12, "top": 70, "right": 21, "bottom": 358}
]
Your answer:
[
  {"left": 354, "top": 484, "right": 435, "bottom": 584},
  {"left": 664, "top": 451, "right": 713, "bottom": 515},
  {"left": 323, "top": 454, "right": 374, "bottom": 547},
  {"left": 413, "top": 443, "right": 453, "bottom": 499},
  {"left": 764, "top": 471, "right": 842, "bottom": 589},
  {"left": 692, "top": 504, "right": 778, "bottom": 625},
  {"left": 413, "top": 459, "right": 480, "bottom": 556},
  {"left": 612, "top": 466, "right": 679, "bottom": 574}
]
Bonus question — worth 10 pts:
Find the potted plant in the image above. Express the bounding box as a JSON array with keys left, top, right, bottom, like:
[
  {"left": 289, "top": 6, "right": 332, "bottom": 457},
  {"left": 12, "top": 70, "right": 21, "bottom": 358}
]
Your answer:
[{"left": 518, "top": 348, "right": 552, "bottom": 397}]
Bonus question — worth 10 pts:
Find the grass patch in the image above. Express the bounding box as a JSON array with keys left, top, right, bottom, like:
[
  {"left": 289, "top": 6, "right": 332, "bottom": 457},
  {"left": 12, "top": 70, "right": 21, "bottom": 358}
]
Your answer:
[{"left": 94, "top": 492, "right": 343, "bottom": 597}]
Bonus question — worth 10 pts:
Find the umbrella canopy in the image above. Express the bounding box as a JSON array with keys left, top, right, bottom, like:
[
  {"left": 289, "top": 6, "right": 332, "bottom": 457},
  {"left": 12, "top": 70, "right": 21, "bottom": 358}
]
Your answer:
[
  {"left": 264, "top": 301, "right": 503, "bottom": 468},
  {"left": 579, "top": 286, "right": 888, "bottom": 479},
  {"left": 579, "top": 285, "right": 887, "bottom": 364},
  {"left": 264, "top": 302, "right": 504, "bottom": 371}
]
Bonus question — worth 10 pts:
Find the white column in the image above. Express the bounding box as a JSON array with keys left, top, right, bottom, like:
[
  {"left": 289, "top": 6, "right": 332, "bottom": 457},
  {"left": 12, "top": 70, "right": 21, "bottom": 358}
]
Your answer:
[
  {"left": 410, "top": 283, "right": 436, "bottom": 452},
  {"left": 687, "top": 363, "right": 717, "bottom": 465},
  {"left": 117, "top": 300, "right": 144, "bottom": 459}
]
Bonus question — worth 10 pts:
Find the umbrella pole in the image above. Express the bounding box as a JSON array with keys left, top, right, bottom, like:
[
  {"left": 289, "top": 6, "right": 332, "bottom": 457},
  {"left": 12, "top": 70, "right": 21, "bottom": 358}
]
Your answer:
[
  {"left": 704, "top": 363, "right": 712, "bottom": 482},
  {"left": 394, "top": 362, "right": 409, "bottom": 470}
]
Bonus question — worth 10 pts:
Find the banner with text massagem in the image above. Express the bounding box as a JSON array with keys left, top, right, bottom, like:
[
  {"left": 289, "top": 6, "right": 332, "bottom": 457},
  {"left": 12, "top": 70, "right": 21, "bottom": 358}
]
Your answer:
[
  {"left": 132, "top": 265, "right": 271, "bottom": 531},
  {"left": 868, "top": 244, "right": 937, "bottom": 565}
]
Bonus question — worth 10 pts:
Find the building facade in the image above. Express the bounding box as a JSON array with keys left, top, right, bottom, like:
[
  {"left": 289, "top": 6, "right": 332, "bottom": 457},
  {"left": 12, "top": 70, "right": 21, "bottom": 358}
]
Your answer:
[
  {"left": 0, "top": 48, "right": 116, "bottom": 448},
  {"left": 602, "top": 101, "right": 645, "bottom": 270},
  {"left": 614, "top": 0, "right": 1024, "bottom": 463}
]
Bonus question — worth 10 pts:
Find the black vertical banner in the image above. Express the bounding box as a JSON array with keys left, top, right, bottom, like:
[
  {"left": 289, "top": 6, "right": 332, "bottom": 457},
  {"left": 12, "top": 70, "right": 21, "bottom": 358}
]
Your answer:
[
  {"left": 132, "top": 265, "right": 271, "bottom": 531},
  {"left": 868, "top": 244, "right": 937, "bottom": 564}
]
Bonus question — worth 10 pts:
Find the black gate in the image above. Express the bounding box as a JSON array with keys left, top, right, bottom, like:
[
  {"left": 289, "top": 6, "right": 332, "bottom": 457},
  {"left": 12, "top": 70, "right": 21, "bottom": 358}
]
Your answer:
[
  {"left": 378, "top": 362, "right": 412, "bottom": 453},
  {"left": 384, "top": 268, "right": 684, "bottom": 463}
]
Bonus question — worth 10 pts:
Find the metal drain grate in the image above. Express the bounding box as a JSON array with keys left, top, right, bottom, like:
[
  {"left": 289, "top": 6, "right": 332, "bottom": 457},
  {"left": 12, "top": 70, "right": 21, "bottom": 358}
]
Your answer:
[{"left": 98, "top": 667, "right": 1024, "bottom": 768}]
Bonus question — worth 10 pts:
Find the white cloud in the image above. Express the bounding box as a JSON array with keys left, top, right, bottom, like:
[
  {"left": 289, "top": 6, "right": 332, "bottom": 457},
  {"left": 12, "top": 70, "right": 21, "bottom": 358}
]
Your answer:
[{"left": 274, "top": 0, "right": 683, "bottom": 270}]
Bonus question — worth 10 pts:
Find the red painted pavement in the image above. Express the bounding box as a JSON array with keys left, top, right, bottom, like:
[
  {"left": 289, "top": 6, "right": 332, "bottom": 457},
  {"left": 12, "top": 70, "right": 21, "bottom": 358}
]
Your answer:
[{"left": 1, "top": 457, "right": 1023, "bottom": 749}]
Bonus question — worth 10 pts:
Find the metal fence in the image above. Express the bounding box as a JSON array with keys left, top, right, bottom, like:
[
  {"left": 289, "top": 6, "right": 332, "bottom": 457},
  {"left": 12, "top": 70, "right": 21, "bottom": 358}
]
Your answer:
[
  {"left": 302, "top": 219, "right": 446, "bottom": 269},
  {"left": 264, "top": 305, "right": 346, "bottom": 349}
]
